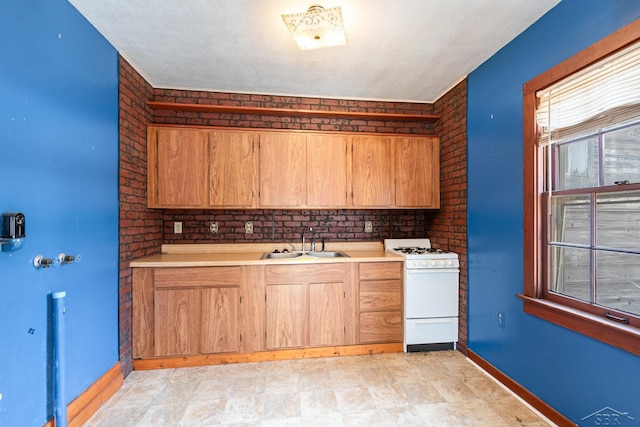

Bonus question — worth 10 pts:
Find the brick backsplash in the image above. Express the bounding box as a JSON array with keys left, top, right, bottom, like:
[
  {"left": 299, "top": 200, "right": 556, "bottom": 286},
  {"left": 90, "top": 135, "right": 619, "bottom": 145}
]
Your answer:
[{"left": 163, "top": 209, "right": 435, "bottom": 244}]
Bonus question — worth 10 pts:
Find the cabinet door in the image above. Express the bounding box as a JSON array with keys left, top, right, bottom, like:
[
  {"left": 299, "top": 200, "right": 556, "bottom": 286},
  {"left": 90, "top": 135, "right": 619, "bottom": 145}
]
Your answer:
[
  {"left": 154, "top": 288, "right": 200, "bottom": 356},
  {"left": 394, "top": 136, "right": 440, "bottom": 208},
  {"left": 149, "top": 127, "right": 209, "bottom": 207},
  {"left": 265, "top": 283, "right": 307, "bottom": 349},
  {"left": 201, "top": 287, "right": 240, "bottom": 353},
  {"left": 306, "top": 134, "right": 348, "bottom": 207},
  {"left": 209, "top": 131, "right": 256, "bottom": 207},
  {"left": 259, "top": 133, "right": 306, "bottom": 207},
  {"left": 359, "top": 312, "right": 402, "bottom": 343},
  {"left": 309, "top": 282, "right": 345, "bottom": 347},
  {"left": 351, "top": 136, "right": 393, "bottom": 207}
]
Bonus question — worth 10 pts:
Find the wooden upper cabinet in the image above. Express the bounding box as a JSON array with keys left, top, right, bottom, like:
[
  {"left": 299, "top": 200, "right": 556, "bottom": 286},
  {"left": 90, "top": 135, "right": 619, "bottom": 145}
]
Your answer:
[
  {"left": 209, "top": 131, "right": 257, "bottom": 208},
  {"left": 147, "top": 125, "right": 440, "bottom": 209},
  {"left": 258, "top": 132, "right": 307, "bottom": 207},
  {"left": 394, "top": 136, "right": 440, "bottom": 208},
  {"left": 306, "top": 133, "right": 348, "bottom": 207},
  {"left": 148, "top": 127, "right": 209, "bottom": 208},
  {"left": 350, "top": 135, "right": 393, "bottom": 207}
]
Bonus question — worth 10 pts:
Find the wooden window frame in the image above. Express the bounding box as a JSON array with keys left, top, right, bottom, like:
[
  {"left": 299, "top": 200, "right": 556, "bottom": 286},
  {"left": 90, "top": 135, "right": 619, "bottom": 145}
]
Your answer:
[{"left": 521, "top": 18, "right": 640, "bottom": 357}]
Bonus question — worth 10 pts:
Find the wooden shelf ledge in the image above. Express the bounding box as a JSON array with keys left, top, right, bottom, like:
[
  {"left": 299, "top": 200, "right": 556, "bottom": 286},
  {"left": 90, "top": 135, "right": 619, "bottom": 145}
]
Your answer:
[{"left": 147, "top": 101, "right": 440, "bottom": 123}]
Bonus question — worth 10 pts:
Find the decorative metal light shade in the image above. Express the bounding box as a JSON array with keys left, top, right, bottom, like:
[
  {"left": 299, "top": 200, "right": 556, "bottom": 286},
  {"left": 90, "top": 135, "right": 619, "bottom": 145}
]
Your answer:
[{"left": 281, "top": 5, "right": 347, "bottom": 50}]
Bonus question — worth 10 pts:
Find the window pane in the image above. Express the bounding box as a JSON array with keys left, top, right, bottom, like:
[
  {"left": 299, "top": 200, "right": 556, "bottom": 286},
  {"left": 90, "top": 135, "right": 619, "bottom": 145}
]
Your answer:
[
  {"left": 595, "top": 251, "right": 640, "bottom": 316},
  {"left": 555, "top": 136, "right": 598, "bottom": 190},
  {"left": 603, "top": 122, "right": 640, "bottom": 185},
  {"left": 596, "top": 190, "right": 640, "bottom": 249},
  {"left": 551, "top": 195, "right": 591, "bottom": 245},
  {"left": 550, "top": 245, "right": 590, "bottom": 302}
]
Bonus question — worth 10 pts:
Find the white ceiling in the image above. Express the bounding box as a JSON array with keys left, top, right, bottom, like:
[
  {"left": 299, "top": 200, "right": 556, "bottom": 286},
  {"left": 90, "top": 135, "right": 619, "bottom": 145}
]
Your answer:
[{"left": 68, "top": 0, "right": 561, "bottom": 103}]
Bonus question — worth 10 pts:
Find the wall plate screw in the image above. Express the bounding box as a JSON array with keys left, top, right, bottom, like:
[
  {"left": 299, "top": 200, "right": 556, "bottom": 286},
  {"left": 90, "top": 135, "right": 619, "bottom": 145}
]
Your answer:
[
  {"left": 364, "top": 221, "right": 373, "bottom": 233},
  {"left": 245, "top": 221, "right": 254, "bottom": 234},
  {"left": 210, "top": 221, "right": 218, "bottom": 234}
]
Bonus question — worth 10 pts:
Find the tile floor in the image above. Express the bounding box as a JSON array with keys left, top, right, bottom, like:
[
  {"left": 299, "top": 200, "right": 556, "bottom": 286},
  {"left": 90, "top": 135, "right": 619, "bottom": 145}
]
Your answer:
[{"left": 85, "top": 351, "right": 552, "bottom": 426}]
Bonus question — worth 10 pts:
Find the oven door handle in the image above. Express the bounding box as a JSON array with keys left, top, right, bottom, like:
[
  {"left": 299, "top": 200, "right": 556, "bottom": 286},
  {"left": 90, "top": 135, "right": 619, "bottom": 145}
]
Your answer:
[
  {"left": 414, "top": 318, "right": 455, "bottom": 324},
  {"left": 406, "top": 268, "right": 459, "bottom": 274}
]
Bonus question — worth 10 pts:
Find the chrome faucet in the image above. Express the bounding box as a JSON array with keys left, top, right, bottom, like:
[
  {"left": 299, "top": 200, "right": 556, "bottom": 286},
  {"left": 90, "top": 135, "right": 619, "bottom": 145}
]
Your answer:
[{"left": 301, "top": 227, "right": 315, "bottom": 253}]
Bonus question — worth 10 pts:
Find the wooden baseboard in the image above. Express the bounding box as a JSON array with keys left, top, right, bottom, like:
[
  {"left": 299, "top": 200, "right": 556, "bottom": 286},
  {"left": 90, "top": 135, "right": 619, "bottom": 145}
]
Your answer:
[
  {"left": 43, "top": 362, "right": 124, "bottom": 427},
  {"left": 133, "top": 343, "right": 403, "bottom": 370},
  {"left": 467, "top": 350, "right": 576, "bottom": 427}
]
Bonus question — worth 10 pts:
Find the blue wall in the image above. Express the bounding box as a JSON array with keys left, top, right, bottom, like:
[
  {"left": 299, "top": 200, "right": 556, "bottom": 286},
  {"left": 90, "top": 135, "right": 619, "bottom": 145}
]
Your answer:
[
  {"left": 0, "top": 1, "right": 119, "bottom": 425},
  {"left": 467, "top": 1, "right": 640, "bottom": 425}
]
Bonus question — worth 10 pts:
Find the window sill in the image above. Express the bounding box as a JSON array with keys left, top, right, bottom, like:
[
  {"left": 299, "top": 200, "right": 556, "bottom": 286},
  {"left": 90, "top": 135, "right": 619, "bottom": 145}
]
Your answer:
[{"left": 518, "top": 294, "right": 640, "bottom": 357}]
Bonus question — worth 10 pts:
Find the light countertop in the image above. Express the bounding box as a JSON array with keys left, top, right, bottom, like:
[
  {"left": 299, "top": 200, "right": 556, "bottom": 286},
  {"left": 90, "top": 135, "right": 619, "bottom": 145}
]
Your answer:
[{"left": 130, "top": 242, "right": 404, "bottom": 268}]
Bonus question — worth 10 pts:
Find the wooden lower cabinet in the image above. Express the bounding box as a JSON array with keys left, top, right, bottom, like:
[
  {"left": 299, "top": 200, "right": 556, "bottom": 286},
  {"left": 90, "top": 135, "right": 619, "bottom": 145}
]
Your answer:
[
  {"left": 264, "top": 264, "right": 349, "bottom": 350},
  {"left": 132, "top": 261, "right": 403, "bottom": 360},
  {"left": 357, "top": 262, "right": 403, "bottom": 343},
  {"left": 154, "top": 288, "right": 201, "bottom": 357},
  {"left": 133, "top": 266, "right": 245, "bottom": 358},
  {"left": 201, "top": 287, "right": 241, "bottom": 353}
]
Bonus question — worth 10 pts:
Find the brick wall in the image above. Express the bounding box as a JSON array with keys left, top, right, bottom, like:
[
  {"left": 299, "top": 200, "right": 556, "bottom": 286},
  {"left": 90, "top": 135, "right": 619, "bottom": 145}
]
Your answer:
[
  {"left": 117, "top": 79, "right": 468, "bottom": 368},
  {"left": 118, "top": 57, "right": 163, "bottom": 375},
  {"left": 152, "top": 89, "right": 436, "bottom": 134},
  {"left": 152, "top": 88, "right": 439, "bottom": 243},
  {"left": 432, "top": 79, "right": 468, "bottom": 351},
  {"left": 163, "top": 209, "right": 433, "bottom": 244},
  {"left": 150, "top": 85, "right": 468, "bottom": 349}
]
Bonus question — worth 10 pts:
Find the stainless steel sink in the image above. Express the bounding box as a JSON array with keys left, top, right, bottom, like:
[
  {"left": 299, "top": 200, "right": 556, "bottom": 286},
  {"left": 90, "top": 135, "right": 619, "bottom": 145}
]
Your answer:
[
  {"left": 261, "top": 252, "right": 303, "bottom": 259},
  {"left": 261, "top": 251, "right": 349, "bottom": 259},
  {"left": 306, "top": 251, "right": 349, "bottom": 258}
]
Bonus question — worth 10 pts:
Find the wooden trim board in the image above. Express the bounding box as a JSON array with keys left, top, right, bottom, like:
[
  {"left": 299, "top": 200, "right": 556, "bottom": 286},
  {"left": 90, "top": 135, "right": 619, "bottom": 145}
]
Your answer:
[
  {"left": 43, "top": 362, "right": 123, "bottom": 427},
  {"left": 133, "top": 343, "right": 403, "bottom": 370},
  {"left": 467, "top": 350, "right": 577, "bottom": 427}
]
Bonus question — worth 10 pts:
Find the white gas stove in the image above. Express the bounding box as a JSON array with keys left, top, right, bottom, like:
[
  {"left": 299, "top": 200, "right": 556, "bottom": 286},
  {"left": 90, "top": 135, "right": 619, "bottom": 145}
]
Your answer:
[{"left": 384, "top": 238, "right": 459, "bottom": 352}]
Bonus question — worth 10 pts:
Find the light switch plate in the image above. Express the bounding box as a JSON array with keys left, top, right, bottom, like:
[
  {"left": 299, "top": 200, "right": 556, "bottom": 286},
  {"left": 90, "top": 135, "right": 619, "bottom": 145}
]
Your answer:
[
  {"left": 173, "top": 222, "right": 182, "bottom": 234},
  {"left": 364, "top": 221, "right": 373, "bottom": 233}
]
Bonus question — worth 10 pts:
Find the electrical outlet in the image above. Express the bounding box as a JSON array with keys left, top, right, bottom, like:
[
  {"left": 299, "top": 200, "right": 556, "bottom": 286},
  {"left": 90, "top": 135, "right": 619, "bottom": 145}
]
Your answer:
[
  {"left": 173, "top": 222, "right": 182, "bottom": 234},
  {"left": 210, "top": 221, "right": 218, "bottom": 234},
  {"left": 364, "top": 221, "right": 373, "bottom": 233},
  {"left": 497, "top": 312, "right": 505, "bottom": 329},
  {"left": 245, "top": 221, "right": 253, "bottom": 234}
]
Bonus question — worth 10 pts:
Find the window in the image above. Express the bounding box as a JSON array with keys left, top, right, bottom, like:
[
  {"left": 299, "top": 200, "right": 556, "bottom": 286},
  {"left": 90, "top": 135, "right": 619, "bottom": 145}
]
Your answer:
[{"left": 522, "top": 19, "right": 640, "bottom": 356}]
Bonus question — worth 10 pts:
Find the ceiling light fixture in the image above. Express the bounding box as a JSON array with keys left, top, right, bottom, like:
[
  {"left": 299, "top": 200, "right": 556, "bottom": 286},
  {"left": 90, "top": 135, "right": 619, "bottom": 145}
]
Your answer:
[{"left": 281, "top": 5, "right": 347, "bottom": 50}]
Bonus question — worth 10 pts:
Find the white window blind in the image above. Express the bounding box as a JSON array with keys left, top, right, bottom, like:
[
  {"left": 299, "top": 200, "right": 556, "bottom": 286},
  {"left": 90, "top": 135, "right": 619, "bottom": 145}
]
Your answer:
[{"left": 537, "top": 40, "right": 640, "bottom": 145}]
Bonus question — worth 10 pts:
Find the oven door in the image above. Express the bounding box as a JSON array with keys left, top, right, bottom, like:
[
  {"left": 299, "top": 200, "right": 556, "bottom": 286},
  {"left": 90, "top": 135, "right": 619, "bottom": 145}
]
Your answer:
[{"left": 404, "top": 268, "right": 459, "bottom": 319}]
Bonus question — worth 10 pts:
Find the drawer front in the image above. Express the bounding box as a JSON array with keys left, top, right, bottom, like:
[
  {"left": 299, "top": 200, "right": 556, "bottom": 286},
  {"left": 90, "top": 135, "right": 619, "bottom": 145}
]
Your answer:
[
  {"left": 154, "top": 267, "right": 243, "bottom": 288},
  {"left": 359, "top": 280, "right": 401, "bottom": 312},
  {"left": 359, "top": 312, "right": 402, "bottom": 343},
  {"left": 359, "top": 262, "right": 402, "bottom": 281},
  {"left": 404, "top": 317, "right": 458, "bottom": 345},
  {"left": 265, "top": 263, "right": 345, "bottom": 284}
]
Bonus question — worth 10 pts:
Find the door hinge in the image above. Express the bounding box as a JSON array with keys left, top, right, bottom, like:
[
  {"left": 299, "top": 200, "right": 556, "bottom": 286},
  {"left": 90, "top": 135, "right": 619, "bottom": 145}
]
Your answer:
[
  {"left": 240, "top": 296, "right": 243, "bottom": 304},
  {"left": 240, "top": 334, "right": 242, "bottom": 342}
]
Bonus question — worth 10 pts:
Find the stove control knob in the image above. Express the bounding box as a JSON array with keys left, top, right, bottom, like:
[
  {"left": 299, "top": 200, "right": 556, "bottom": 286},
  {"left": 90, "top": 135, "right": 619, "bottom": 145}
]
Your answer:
[
  {"left": 421, "top": 261, "right": 427, "bottom": 267},
  {"left": 430, "top": 260, "right": 436, "bottom": 266},
  {"left": 447, "top": 260, "right": 453, "bottom": 266},
  {"left": 439, "top": 260, "right": 445, "bottom": 266}
]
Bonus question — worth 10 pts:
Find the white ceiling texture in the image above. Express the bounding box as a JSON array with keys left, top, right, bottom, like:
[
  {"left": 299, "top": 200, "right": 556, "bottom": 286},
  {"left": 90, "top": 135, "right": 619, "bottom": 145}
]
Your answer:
[{"left": 69, "top": 0, "right": 561, "bottom": 103}]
